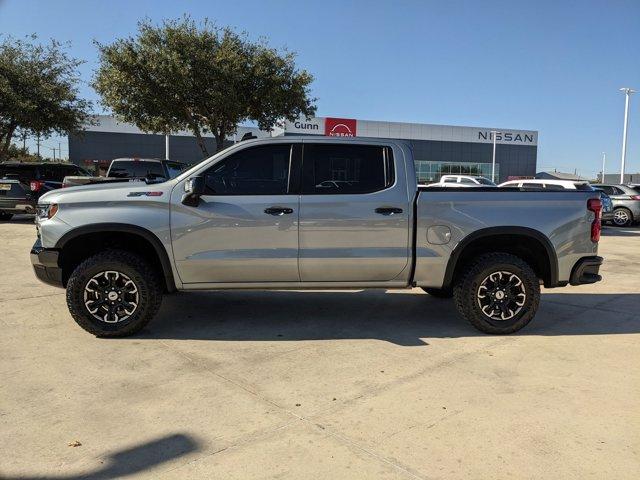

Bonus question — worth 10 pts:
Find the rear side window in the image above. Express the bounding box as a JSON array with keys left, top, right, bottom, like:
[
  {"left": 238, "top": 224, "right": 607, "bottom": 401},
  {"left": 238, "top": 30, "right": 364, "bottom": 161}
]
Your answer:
[
  {"left": 543, "top": 183, "right": 566, "bottom": 191},
  {"left": 110, "top": 161, "right": 165, "bottom": 179},
  {"left": 66, "top": 165, "right": 90, "bottom": 177},
  {"left": 41, "top": 166, "right": 67, "bottom": 182},
  {"left": 302, "top": 144, "right": 393, "bottom": 194},
  {"left": 598, "top": 185, "right": 614, "bottom": 195},
  {"left": 442, "top": 177, "right": 457, "bottom": 183},
  {"left": 521, "top": 183, "right": 543, "bottom": 190},
  {"left": 0, "top": 165, "right": 37, "bottom": 183},
  {"left": 459, "top": 177, "right": 475, "bottom": 184}
]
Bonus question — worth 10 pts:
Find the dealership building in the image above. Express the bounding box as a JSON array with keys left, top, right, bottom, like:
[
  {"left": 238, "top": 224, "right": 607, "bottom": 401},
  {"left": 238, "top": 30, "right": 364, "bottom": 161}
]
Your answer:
[{"left": 69, "top": 115, "right": 538, "bottom": 183}]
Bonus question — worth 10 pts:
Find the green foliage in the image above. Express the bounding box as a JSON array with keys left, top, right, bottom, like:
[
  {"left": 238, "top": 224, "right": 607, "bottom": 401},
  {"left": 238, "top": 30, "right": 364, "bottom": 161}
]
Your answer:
[
  {"left": 2, "top": 143, "right": 40, "bottom": 162},
  {"left": 94, "top": 17, "right": 316, "bottom": 155},
  {"left": 0, "top": 35, "right": 92, "bottom": 160}
]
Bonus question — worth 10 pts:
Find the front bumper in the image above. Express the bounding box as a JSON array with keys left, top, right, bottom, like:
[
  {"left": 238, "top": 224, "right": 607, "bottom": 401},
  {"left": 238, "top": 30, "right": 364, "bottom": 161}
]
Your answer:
[
  {"left": 0, "top": 198, "right": 37, "bottom": 214},
  {"left": 31, "top": 239, "right": 64, "bottom": 288},
  {"left": 570, "top": 256, "right": 604, "bottom": 286}
]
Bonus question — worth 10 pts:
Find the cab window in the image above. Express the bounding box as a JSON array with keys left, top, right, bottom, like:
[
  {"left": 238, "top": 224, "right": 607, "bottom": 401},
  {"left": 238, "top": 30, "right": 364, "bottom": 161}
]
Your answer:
[
  {"left": 203, "top": 144, "right": 292, "bottom": 195},
  {"left": 302, "top": 144, "right": 394, "bottom": 194}
]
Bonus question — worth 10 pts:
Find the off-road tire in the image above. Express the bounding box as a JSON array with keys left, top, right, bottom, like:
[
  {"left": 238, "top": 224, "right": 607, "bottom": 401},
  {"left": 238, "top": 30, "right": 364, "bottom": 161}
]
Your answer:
[
  {"left": 66, "top": 250, "right": 162, "bottom": 337},
  {"left": 612, "top": 207, "right": 633, "bottom": 227},
  {"left": 453, "top": 252, "right": 540, "bottom": 334},
  {"left": 421, "top": 287, "right": 453, "bottom": 298},
  {"left": 0, "top": 212, "right": 14, "bottom": 220}
]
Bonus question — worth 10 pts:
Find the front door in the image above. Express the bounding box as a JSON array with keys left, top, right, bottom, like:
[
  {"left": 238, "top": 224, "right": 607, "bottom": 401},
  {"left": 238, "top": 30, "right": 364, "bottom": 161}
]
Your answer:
[
  {"left": 170, "top": 143, "right": 300, "bottom": 283},
  {"left": 298, "top": 143, "right": 411, "bottom": 282}
]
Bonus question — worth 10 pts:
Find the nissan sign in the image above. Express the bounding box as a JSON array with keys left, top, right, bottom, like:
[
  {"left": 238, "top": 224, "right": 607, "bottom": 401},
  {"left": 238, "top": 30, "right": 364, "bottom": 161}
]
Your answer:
[{"left": 325, "top": 118, "right": 357, "bottom": 137}]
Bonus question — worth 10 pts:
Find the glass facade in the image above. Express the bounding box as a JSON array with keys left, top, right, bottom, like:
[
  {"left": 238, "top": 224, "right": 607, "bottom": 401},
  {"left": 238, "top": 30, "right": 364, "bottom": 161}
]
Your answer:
[
  {"left": 408, "top": 140, "right": 535, "bottom": 183},
  {"left": 415, "top": 161, "right": 498, "bottom": 183}
]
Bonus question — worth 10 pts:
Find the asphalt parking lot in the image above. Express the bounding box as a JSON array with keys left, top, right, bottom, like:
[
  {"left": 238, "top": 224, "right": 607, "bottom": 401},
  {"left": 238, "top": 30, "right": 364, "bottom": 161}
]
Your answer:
[{"left": 1, "top": 216, "right": 639, "bottom": 479}]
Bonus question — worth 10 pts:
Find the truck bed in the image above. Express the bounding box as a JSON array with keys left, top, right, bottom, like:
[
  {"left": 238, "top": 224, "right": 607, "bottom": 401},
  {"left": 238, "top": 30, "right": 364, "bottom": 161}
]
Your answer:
[{"left": 412, "top": 188, "right": 599, "bottom": 289}]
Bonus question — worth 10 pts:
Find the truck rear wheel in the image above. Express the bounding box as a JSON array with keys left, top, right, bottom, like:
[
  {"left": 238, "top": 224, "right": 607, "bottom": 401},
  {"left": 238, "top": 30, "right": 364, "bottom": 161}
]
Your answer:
[
  {"left": 453, "top": 253, "right": 540, "bottom": 334},
  {"left": 66, "top": 250, "right": 162, "bottom": 337}
]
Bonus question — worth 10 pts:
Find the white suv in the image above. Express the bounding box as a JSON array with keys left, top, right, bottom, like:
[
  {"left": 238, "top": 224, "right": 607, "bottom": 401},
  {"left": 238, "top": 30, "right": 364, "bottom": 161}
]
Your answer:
[
  {"left": 427, "top": 175, "right": 496, "bottom": 187},
  {"left": 499, "top": 179, "right": 593, "bottom": 190}
]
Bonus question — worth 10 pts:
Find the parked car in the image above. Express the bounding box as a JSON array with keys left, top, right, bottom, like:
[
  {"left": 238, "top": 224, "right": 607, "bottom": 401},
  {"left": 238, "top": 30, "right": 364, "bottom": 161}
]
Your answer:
[
  {"left": 592, "top": 189, "right": 615, "bottom": 223},
  {"left": 0, "top": 178, "right": 36, "bottom": 219},
  {"left": 498, "top": 179, "right": 594, "bottom": 190},
  {"left": 591, "top": 184, "right": 640, "bottom": 227},
  {"left": 426, "top": 174, "right": 496, "bottom": 187},
  {"left": 62, "top": 158, "right": 188, "bottom": 188},
  {"left": 0, "top": 162, "right": 90, "bottom": 219},
  {"left": 32, "top": 137, "right": 603, "bottom": 337}
]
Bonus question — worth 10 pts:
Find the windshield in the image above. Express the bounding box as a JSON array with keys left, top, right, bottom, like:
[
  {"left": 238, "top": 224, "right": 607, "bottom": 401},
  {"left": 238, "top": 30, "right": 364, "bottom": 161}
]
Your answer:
[
  {"left": 109, "top": 161, "right": 166, "bottom": 179},
  {"left": 165, "top": 161, "right": 189, "bottom": 179}
]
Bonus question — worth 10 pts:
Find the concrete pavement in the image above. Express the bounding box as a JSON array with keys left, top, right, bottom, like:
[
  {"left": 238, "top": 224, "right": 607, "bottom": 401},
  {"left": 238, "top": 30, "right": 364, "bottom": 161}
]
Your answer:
[{"left": 1, "top": 216, "right": 639, "bottom": 479}]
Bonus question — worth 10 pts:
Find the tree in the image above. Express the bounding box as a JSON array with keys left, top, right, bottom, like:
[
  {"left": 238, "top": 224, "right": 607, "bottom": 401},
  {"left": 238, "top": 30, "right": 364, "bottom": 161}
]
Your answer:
[
  {"left": 0, "top": 35, "right": 92, "bottom": 160},
  {"left": 94, "top": 17, "right": 316, "bottom": 155}
]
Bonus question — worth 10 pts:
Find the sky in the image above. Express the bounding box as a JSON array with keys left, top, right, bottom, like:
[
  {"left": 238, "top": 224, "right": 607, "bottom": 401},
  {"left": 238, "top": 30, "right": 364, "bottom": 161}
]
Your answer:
[{"left": 1, "top": 0, "right": 639, "bottom": 178}]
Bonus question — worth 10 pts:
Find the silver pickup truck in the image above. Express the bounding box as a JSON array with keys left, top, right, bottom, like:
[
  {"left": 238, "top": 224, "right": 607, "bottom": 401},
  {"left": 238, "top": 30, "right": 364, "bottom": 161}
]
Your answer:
[{"left": 31, "top": 137, "right": 604, "bottom": 337}]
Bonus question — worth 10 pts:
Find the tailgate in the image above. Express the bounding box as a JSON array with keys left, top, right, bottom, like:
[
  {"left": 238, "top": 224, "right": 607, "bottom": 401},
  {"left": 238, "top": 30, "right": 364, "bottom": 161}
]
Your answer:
[{"left": 0, "top": 180, "right": 28, "bottom": 199}]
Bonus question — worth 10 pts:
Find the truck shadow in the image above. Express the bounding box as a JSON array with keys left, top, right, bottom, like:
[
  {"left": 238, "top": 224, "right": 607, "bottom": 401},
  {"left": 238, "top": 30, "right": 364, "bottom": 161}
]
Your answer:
[
  {"left": 0, "top": 215, "right": 35, "bottom": 224},
  {"left": 143, "top": 290, "right": 640, "bottom": 346},
  {"left": 1, "top": 433, "right": 199, "bottom": 480}
]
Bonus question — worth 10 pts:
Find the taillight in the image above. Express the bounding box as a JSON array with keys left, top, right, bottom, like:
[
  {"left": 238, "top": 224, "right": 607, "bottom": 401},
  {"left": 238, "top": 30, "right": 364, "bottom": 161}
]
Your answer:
[
  {"left": 30, "top": 180, "right": 44, "bottom": 192},
  {"left": 587, "top": 198, "right": 602, "bottom": 243},
  {"left": 630, "top": 195, "right": 640, "bottom": 200}
]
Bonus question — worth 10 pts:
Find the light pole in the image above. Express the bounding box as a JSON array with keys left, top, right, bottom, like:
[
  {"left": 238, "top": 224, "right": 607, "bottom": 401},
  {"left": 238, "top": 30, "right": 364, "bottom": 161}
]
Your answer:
[
  {"left": 165, "top": 134, "right": 170, "bottom": 160},
  {"left": 619, "top": 87, "right": 635, "bottom": 183},
  {"left": 490, "top": 130, "right": 500, "bottom": 183},
  {"left": 601, "top": 152, "right": 606, "bottom": 182}
]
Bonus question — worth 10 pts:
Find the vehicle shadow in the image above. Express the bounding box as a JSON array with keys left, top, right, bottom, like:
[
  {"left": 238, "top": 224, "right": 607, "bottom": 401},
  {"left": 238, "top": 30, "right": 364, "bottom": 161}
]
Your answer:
[
  {"left": 601, "top": 225, "right": 640, "bottom": 237},
  {"left": 2, "top": 433, "right": 199, "bottom": 480},
  {"left": 140, "top": 290, "right": 640, "bottom": 345},
  {"left": 0, "top": 215, "right": 35, "bottom": 224}
]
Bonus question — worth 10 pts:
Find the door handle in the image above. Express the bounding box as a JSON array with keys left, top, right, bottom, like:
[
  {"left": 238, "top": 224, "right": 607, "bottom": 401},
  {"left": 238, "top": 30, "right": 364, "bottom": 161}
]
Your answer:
[
  {"left": 375, "top": 207, "right": 403, "bottom": 215},
  {"left": 264, "top": 207, "right": 294, "bottom": 216}
]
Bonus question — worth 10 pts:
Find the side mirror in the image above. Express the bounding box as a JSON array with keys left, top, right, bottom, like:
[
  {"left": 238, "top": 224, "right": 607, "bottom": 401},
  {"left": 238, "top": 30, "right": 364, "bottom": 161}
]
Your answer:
[{"left": 182, "top": 176, "right": 206, "bottom": 207}]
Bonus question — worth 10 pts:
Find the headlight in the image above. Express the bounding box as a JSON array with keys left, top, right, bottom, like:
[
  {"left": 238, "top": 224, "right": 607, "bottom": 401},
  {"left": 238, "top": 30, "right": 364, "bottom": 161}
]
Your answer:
[{"left": 36, "top": 203, "right": 58, "bottom": 220}]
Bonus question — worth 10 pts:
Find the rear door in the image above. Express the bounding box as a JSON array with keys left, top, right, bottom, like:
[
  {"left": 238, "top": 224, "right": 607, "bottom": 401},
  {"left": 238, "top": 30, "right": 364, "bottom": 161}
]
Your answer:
[
  {"left": 298, "top": 142, "right": 411, "bottom": 282},
  {"left": 170, "top": 142, "right": 300, "bottom": 283}
]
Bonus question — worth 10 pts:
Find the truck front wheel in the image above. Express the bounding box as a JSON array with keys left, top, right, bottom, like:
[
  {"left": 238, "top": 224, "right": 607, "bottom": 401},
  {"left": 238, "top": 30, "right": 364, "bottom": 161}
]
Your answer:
[
  {"left": 66, "top": 250, "right": 163, "bottom": 337},
  {"left": 453, "top": 253, "right": 540, "bottom": 334}
]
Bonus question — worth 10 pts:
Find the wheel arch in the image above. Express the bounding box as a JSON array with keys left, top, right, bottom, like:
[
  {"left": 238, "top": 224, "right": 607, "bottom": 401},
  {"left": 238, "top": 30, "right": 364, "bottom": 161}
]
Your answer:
[
  {"left": 55, "top": 223, "right": 176, "bottom": 292},
  {"left": 442, "top": 227, "right": 559, "bottom": 289}
]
